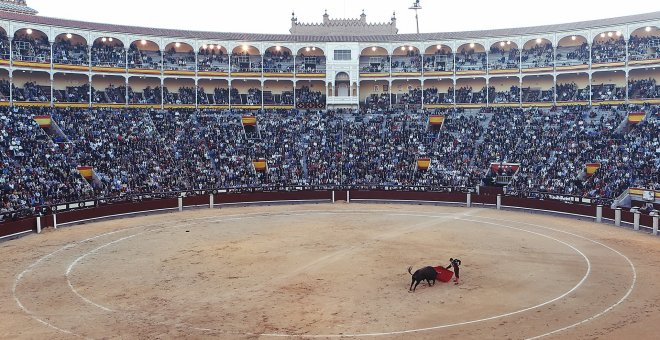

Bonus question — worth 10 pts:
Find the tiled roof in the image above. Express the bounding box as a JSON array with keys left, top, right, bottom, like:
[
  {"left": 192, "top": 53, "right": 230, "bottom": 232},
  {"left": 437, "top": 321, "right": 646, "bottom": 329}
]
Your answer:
[
  {"left": 0, "top": 2, "right": 36, "bottom": 15},
  {"left": 0, "top": 10, "right": 659, "bottom": 42}
]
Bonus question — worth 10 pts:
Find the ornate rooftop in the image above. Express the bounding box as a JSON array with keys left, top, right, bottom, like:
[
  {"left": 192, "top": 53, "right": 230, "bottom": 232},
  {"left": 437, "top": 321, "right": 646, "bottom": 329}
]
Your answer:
[
  {"left": 290, "top": 10, "right": 398, "bottom": 36},
  {"left": 0, "top": 0, "right": 36, "bottom": 15}
]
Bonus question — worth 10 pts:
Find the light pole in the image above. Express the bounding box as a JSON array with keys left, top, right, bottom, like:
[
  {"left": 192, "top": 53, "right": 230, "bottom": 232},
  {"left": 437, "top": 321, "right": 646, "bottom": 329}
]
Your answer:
[{"left": 409, "top": 0, "right": 422, "bottom": 34}]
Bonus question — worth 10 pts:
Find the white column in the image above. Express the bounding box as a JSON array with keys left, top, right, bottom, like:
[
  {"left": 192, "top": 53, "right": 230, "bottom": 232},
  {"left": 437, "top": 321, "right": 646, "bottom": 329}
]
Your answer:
[
  {"left": 596, "top": 205, "right": 603, "bottom": 223},
  {"left": 615, "top": 208, "right": 622, "bottom": 227},
  {"left": 50, "top": 74, "right": 54, "bottom": 107},
  {"left": 332, "top": 190, "right": 335, "bottom": 203},
  {"left": 178, "top": 196, "right": 183, "bottom": 212},
  {"left": 497, "top": 194, "right": 502, "bottom": 210},
  {"left": 53, "top": 213, "right": 58, "bottom": 229},
  {"left": 633, "top": 210, "right": 640, "bottom": 231},
  {"left": 36, "top": 216, "right": 42, "bottom": 234},
  {"left": 346, "top": 191, "right": 350, "bottom": 204},
  {"left": 467, "top": 192, "right": 472, "bottom": 208},
  {"left": 652, "top": 213, "right": 659, "bottom": 236},
  {"left": 209, "top": 194, "right": 214, "bottom": 209}
]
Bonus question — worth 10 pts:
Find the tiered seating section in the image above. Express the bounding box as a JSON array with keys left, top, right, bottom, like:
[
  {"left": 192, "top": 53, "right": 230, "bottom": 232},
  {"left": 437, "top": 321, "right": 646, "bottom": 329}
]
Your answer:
[{"left": 2, "top": 105, "right": 659, "bottom": 220}]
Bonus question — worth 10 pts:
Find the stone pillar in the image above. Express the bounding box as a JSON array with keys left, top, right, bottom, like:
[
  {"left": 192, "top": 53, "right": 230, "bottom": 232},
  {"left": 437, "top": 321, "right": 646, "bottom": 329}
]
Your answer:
[
  {"left": 615, "top": 208, "right": 622, "bottom": 227},
  {"left": 633, "top": 209, "right": 640, "bottom": 231},
  {"left": 209, "top": 194, "right": 214, "bottom": 209},
  {"left": 596, "top": 205, "right": 603, "bottom": 223},
  {"left": 178, "top": 196, "right": 183, "bottom": 212},
  {"left": 36, "top": 216, "right": 42, "bottom": 234},
  {"left": 497, "top": 194, "right": 502, "bottom": 210},
  {"left": 467, "top": 192, "right": 472, "bottom": 208},
  {"left": 652, "top": 213, "right": 659, "bottom": 236}
]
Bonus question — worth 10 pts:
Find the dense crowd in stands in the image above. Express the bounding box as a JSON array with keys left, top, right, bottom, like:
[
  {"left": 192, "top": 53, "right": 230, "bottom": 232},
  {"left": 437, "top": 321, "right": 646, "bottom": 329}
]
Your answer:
[
  {"left": 7, "top": 78, "right": 660, "bottom": 107},
  {"left": 556, "top": 82, "right": 589, "bottom": 102},
  {"left": 629, "top": 78, "right": 660, "bottom": 99},
  {"left": 91, "top": 43, "right": 125, "bottom": 68},
  {"left": 592, "top": 37, "right": 627, "bottom": 63},
  {"left": 2, "top": 103, "right": 659, "bottom": 220},
  {"left": 629, "top": 35, "right": 660, "bottom": 61},
  {"left": 263, "top": 50, "right": 293, "bottom": 73},
  {"left": 11, "top": 34, "right": 50, "bottom": 63},
  {"left": 127, "top": 45, "right": 161, "bottom": 69},
  {"left": 53, "top": 39, "right": 88, "bottom": 65},
  {"left": 521, "top": 43, "right": 553, "bottom": 68},
  {"left": 592, "top": 83, "right": 626, "bottom": 101},
  {"left": 295, "top": 86, "right": 325, "bottom": 108}
]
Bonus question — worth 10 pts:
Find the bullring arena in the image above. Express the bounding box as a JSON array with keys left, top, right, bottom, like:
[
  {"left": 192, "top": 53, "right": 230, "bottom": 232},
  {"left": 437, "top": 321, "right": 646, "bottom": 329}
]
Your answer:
[
  {"left": 2, "top": 200, "right": 660, "bottom": 339},
  {"left": 1, "top": 0, "right": 660, "bottom": 339}
]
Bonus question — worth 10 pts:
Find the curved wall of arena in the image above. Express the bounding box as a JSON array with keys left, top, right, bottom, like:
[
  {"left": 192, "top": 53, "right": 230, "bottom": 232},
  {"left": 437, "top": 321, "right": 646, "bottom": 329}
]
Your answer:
[{"left": 1, "top": 190, "right": 656, "bottom": 240}]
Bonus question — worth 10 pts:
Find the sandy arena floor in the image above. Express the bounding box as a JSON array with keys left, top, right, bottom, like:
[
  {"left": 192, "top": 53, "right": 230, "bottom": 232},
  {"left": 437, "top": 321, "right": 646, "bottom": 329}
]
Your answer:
[{"left": 1, "top": 203, "right": 659, "bottom": 339}]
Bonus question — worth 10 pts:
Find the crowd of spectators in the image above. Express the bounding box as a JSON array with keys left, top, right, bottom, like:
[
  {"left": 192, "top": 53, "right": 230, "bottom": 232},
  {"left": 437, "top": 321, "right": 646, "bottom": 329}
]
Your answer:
[
  {"left": 263, "top": 50, "right": 293, "bottom": 73},
  {"left": 54, "top": 84, "right": 89, "bottom": 103},
  {"left": 14, "top": 82, "right": 50, "bottom": 102},
  {"left": 163, "top": 47, "right": 195, "bottom": 71},
  {"left": 521, "top": 43, "right": 553, "bottom": 69},
  {"left": 91, "top": 43, "right": 125, "bottom": 68},
  {"left": 53, "top": 39, "right": 88, "bottom": 65},
  {"left": 0, "top": 32, "right": 9, "bottom": 60},
  {"left": 628, "top": 35, "right": 660, "bottom": 61},
  {"left": 395, "top": 88, "right": 422, "bottom": 106},
  {"left": 490, "top": 86, "right": 520, "bottom": 103},
  {"left": 556, "top": 43, "right": 590, "bottom": 66},
  {"left": 455, "top": 49, "right": 487, "bottom": 71},
  {"left": 364, "top": 93, "right": 391, "bottom": 110},
  {"left": 231, "top": 53, "right": 262, "bottom": 73},
  {"left": 489, "top": 46, "right": 519, "bottom": 70},
  {"left": 296, "top": 54, "right": 325, "bottom": 73},
  {"left": 198, "top": 49, "right": 229, "bottom": 72},
  {"left": 423, "top": 50, "right": 453, "bottom": 72},
  {"left": 2, "top": 104, "right": 659, "bottom": 221},
  {"left": 456, "top": 86, "right": 487, "bottom": 103},
  {"left": 592, "top": 37, "right": 627, "bottom": 64},
  {"left": 11, "top": 33, "right": 50, "bottom": 63},
  {"left": 295, "top": 86, "right": 325, "bottom": 108},
  {"left": 0, "top": 80, "right": 10, "bottom": 101},
  {"left": 360, "top": 56, "right": 390, "bottom": 73},
  {"left": 628, "top": 78, "right": 660, "bottom": 99},
  {"left": 522, "top": 87, "right": 553, "bottom": 102},
  {"left": 423, "top": 87, "right": 453, "bottom": 104},
  {"left": 556, "top": 82, "right": 590, "bottom": 102},
  {"left": 391, "top": 51, "right": 422, "bottom": 73},
  {"left": 592, "top": 83, "right": 626, "bottom": 101},
  {"left": 1, "top": 107, "right": 94, "bottom": 219},
  {"left": 127, "top": 45, "right": 161, "bottom": 69}
]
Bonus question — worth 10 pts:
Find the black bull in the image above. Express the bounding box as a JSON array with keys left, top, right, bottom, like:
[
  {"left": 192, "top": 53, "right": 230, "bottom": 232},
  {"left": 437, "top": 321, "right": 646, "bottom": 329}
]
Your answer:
[{"left": 408, "top": 266, "right": 437, "bottom": 292}]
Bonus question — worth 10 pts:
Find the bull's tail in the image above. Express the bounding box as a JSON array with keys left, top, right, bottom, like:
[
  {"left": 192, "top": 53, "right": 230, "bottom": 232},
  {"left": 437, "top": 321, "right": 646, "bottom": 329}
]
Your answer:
[{"left": 408, "top": 266, "right": 413, "bottom": 275}]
